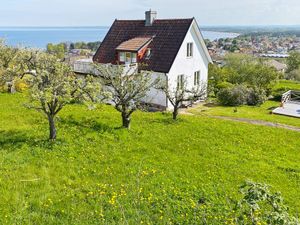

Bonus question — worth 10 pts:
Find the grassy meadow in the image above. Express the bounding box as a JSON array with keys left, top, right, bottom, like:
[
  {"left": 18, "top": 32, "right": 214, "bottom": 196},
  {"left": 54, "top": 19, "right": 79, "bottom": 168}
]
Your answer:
[
  {"left": 189, "top": 100, "right": 300, "bottom": 127},
  {"left": 189, "top": 80, "right": 300, "bottom": 127},
  {"left": 0, "top": 93, "right": 300, "bottom": 224}
]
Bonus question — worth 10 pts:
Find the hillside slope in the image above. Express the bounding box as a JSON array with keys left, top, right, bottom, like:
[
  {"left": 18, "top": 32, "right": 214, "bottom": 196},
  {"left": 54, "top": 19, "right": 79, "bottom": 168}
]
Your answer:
[{"left": 0, "top": 93, "right": 299, "bottom": 224}]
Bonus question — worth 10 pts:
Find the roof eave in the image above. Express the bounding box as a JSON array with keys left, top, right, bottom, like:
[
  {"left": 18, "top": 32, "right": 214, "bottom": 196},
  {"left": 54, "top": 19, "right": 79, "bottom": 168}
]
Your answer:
[{"left": 192, "top": 18, "right": 213, "bottom": 63}]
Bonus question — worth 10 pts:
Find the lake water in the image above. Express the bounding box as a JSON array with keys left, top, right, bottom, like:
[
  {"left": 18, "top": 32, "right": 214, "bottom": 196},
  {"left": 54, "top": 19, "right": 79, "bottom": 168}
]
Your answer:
[{"left": 0, "top": 27, "right": 239, "bottom": 49}]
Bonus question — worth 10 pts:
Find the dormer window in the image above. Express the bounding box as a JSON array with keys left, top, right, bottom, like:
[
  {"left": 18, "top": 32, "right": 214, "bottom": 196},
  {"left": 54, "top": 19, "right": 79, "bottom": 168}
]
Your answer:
[
  {"left": 131, "top": 53, "right": 137, "bottom": 63},
  {"left": 125, "top": 52, "right": 131, "bottom": 63},
  {"left": 119, "top": 52, "right": 137, "bottom": 64},
  {"left": 116, "top": 36, "right": 154, "bottom": 64},
  {"left": 119, "top": 52, "right": 125, "bottom": 62}
]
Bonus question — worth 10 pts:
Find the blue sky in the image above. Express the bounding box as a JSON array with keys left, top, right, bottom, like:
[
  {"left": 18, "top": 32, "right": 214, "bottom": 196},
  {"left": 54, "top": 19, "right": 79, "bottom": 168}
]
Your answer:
[{"left": 0, "top": 0, "right": 299, "bottom": 26}]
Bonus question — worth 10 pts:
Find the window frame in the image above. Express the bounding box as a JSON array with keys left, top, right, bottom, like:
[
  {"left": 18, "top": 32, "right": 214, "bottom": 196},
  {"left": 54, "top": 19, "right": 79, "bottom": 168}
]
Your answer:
[
  {"left": 177, "top": 74, "right": 185, "bottom": 89},
  {"left": 194, "top": 71, "right": 200, "bottom": 86},
  {"left": 187, "top": 42, "right": 193, "bottom": 57},
  {"left": 131, "top": 53, "right": 137, "bottom": 63},
  {"left": 119, "top": 51, "right": 138, "bottom": 64},
  {"left": 119, "top": 52, "right": 125, "bottom": 62},
  {"left": 125, "top": 52, "right": 132, "bottom": 63},
  {"left": 146, "top": 48, "right": 152, "bottom": 59}
]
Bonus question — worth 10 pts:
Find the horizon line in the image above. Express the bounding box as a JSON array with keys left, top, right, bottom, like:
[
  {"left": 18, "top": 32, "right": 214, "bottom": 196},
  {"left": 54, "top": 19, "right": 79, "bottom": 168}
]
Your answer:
[{"left": 0, "top": 24, "right": 300, "bottom": 28}]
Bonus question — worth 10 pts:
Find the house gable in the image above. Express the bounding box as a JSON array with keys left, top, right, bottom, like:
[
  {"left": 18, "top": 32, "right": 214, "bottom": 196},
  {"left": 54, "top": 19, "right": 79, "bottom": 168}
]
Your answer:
[{"left": 167, "top": 19, "right": 212, "bottom": 91}]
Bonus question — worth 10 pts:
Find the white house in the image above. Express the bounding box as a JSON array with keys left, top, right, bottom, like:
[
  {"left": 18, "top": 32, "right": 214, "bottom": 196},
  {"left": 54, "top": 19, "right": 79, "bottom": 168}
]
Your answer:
[{"left": 80, "top": 10, "right": 212, "bottom": 110}]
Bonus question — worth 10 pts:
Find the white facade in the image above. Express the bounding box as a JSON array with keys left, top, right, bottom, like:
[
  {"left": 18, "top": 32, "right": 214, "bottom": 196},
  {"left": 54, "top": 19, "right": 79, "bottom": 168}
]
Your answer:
[
  {"left": 142, "top": 72, "right": 167, "bottom": 108},
  {"left": 145, "top": 19, "right": 212, "bottom": 110}
]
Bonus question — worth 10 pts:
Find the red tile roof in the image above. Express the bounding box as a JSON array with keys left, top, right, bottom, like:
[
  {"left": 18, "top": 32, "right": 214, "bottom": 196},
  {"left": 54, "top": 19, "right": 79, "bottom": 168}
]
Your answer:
[
  {"left": 93, "top": 19, "right": 194, "bottom": 73},
  {"left": 116, "top": 37, "right": 153, "bottom": 52}
]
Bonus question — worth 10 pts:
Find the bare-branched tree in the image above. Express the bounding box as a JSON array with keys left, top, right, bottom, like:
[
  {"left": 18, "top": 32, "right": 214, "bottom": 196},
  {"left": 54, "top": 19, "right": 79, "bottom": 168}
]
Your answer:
[
  {"left": 159, "top": 78, "right": 207, "bottom": 120},
  {"left": 93, "top": 63, "right": 159, "bottom": 129},
  {"left": 22, "top": 51, "right": 102, "bottom": 140}
]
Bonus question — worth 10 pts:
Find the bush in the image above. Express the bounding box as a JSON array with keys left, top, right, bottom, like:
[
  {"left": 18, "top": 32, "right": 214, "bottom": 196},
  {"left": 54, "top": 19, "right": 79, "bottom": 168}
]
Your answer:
[
  {"left": 271, "top": 87, "right": 289, "bottom": 101},
  {"left": 236, "top": 181, "right": 298, "bottom": 225},
  {"left": 0, "top": 84, "right": 6, "bottom": 92},
  {"left": 215, "top": 81, "right": 233, "bottom": 93},
  {"left": 217, "top": 85, "right": 249, "bottom": 106},
  {"left": 247, "top": 88, "right": 267, "bottom": 106},
  {"left": 14, "top": 79, "right": 28, "bottom": 92},
  {"left": 218, "top": 85, "right": 267, "bottom": 106},
  {"left": 285, "top": 69, "right": 300, "bottom": 81}
]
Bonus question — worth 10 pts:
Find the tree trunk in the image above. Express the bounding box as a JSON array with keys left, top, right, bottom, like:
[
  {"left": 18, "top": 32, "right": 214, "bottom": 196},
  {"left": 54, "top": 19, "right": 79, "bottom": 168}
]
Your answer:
[
  {"left": 48, "top": 115, "right": 57, "bottom": 140},
  {"left": 7, "top": 82, "right": 16, "bottom": 94},
  {"left": 122, "top": 113, "right": 131, "bottom": 129},
  {"left": 172, "top": 106, "right": 179, "bottom": 120}
]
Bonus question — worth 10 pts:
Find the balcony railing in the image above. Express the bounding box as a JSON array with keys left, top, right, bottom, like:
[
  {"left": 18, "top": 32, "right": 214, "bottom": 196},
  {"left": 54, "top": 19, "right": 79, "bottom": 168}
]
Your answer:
[
  {"left": 282, "top": 90, "right": 300, "bottom": 105},
  {"left": 73, "top": 59, "right": 138, "bottom": 76},
  {"left": 73, "top": 58, "right": 96, "bottom": 74}
]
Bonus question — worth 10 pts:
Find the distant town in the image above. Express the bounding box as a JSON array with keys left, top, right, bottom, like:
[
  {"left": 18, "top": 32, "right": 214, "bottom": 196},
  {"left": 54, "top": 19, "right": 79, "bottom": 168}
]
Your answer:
[
  {"left": 45, "top": 27, "right": 300, "bottom": 71},
  {"left": 206, "top": 34, "right": 300, "bottom": 61}
]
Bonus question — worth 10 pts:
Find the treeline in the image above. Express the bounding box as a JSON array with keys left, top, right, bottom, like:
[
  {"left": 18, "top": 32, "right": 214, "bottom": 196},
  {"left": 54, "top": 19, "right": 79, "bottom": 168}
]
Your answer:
[
  {"left": 209, "top": 54, "right": 280, "bottom": 106},
  {"left": 46, "top": 41, "right": 101, "bottom": 58}
]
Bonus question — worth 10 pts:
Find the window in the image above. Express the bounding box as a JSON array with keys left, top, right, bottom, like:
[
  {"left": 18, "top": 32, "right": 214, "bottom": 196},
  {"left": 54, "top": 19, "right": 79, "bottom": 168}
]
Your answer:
[
  {"left": 120, "top": 52, "right": 138, "bottom": 64},
  {"left": 125, "top": 52, "right": 131, "bottom": 63},
  {"left": 194, "top": 71, "right": 200, "bottom": 86},
  {"left": 177, "top": 75, "right": 185, "bottom": 89},
  {"left": 119, "top": 52, "right": 125, "bottom": 62},
  {"left": 187, "top": 42, "right": 193, "bottom": 57},
  {"left": 146, "top": 48, "right": 152, "bottom": 59},
  {"left": 131, "top": 53, "right": 137, "bottom": 63}
]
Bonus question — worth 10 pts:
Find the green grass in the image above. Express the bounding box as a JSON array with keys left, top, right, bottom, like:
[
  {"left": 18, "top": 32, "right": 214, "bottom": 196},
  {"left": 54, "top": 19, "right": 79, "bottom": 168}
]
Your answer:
[
  {"left": 189, "top": 80, "right": 300, "bottom": 127},
  {"left": 189, "top": 100, "right": 300, "bottom": 127},
  {"left": 1, "top": 93, "right": 300, "bottom": 224},
  {"left": 274, "top": 79, "right": 300, "bottom": 91}
]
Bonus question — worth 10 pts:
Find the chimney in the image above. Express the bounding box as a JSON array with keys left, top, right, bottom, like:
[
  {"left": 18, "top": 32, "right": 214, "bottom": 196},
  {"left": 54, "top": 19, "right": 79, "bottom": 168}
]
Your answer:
[{"left": 145, "top": 10, "right": 157, "bottom": 26}]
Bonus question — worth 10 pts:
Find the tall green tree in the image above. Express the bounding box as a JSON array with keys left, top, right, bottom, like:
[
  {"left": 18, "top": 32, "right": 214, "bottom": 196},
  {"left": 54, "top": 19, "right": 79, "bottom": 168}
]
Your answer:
[
  {"left": 224, "top": 54, "right": 278, "bottom": 93},
  {"left": 46, "top": 43, "right": 66, "bottom": 59},
  {"left": 287, "top": 51, "right": 300, "bottom": 73}
]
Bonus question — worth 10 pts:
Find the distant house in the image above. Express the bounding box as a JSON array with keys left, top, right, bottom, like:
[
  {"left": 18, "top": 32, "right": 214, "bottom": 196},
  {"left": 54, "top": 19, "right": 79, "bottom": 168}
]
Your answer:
[
  {"left": 77, "top": 10, "right": 212, "bottom": 110},
  {"left": 266, "top": 59, "right": 287, "bottom": 73}
]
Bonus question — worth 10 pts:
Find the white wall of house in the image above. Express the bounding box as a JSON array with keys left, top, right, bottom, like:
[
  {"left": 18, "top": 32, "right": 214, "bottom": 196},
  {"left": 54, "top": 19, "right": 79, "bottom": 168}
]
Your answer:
[
  {"left": 142, "top": 72, "right": 167, "bottom": 108},
  {"left": 166, "top": 19, "right": 210, "bottom": 109}
]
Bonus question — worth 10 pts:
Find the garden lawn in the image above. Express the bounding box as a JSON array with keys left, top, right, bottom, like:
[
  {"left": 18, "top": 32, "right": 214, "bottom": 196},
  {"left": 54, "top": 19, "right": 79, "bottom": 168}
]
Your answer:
[
  {"left": 189, "top": 100, "right": 300, "bottom": 127},
  {"left": 274, "top": 79, "right": 300, "bottom": 91},
  {"left": 0, "top": 93, "right": 300, "bottom": 224}
]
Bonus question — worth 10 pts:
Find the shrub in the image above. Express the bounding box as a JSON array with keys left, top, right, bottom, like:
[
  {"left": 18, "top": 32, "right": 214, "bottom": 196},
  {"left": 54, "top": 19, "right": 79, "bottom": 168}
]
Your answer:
[
  {"left": 0, "top": 84, "right": 6, "bottom": 92},
  {"left": 14, "top": 79, "right": 28, "bottom": 92},
  {"left": 236, "top": 181, "right": 298, "bottom": 225},
  {"left": 271, "top": 87, "right": 289, "bottom": 101},
  {"left": 247, "top": 88, "right": 267, "bottom": 106},
  {"left": 217, "top": 85, "right": 249, "bottom": 106},
  {"left": 215, "top": 81, "right": 234, "bottom": 94},
  {"left": 285, "top": 69, "right": 300, "bottom": 81}
]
